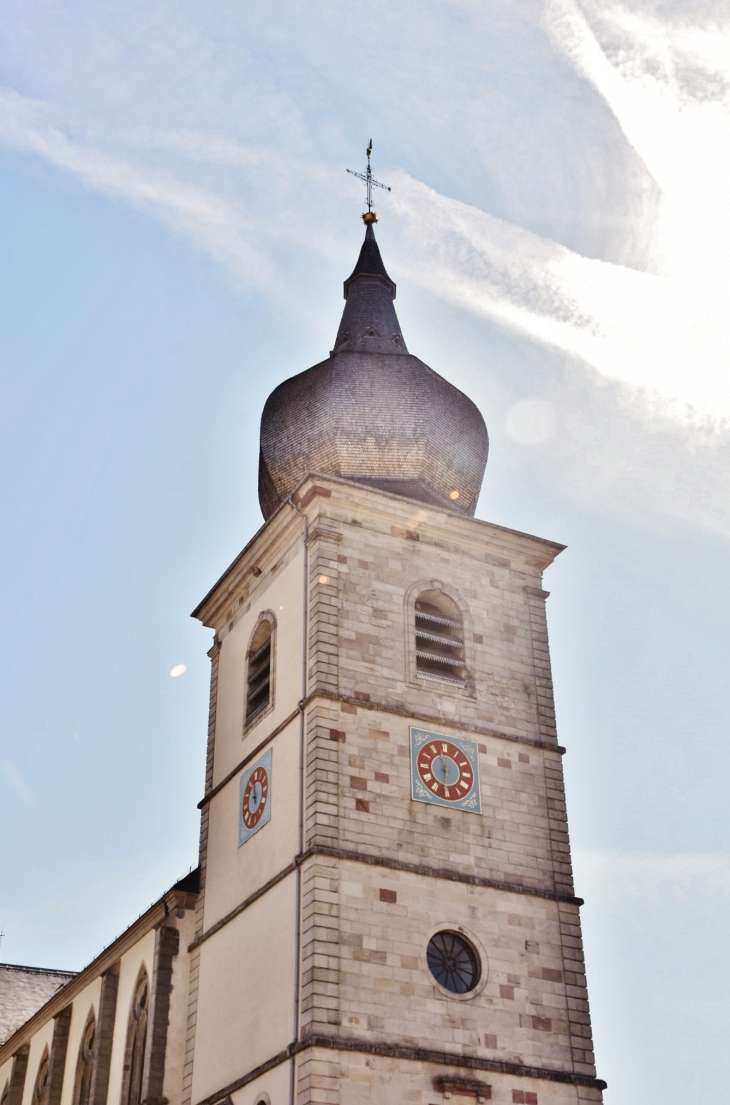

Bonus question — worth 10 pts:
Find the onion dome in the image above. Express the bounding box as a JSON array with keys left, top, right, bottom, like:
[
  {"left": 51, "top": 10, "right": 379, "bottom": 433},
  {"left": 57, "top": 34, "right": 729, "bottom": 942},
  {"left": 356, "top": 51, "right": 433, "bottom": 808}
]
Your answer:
[{"left": 258, "top": 222, "right": 489, "bottom": 519}]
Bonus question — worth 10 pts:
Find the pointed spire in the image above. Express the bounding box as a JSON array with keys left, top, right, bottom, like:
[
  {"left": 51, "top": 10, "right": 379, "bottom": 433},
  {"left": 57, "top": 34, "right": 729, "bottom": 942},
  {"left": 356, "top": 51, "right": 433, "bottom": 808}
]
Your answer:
[
  {"left": 343, "top": 223, "right": 396, "bottom": 300},
  {"left": 334, "top": 223, "right": 407, "bottom": 355}
]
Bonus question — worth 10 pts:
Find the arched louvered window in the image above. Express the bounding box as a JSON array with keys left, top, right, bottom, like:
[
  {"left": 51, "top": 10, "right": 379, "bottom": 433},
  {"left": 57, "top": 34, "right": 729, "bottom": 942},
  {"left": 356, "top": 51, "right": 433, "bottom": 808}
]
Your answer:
[
  {"left": 122, "top": 968, "right": 148, "bottom": 1105},
  {"left": 72, "top": 1013, "right": 95, "bottom": 1105},
  {"left": 415, "top": 590, "right": 467, "bottom": 687},
  {"left": 31, "top": 1049, "right": 49, "bottom": 1105},
  {"left": 246, "top": 617, "right": 274, "bottom": 725}
]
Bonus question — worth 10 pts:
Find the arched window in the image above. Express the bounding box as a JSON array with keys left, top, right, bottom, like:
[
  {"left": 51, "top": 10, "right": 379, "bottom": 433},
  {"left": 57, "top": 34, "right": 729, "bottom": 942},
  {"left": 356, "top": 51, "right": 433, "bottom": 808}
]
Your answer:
[
  {"left": 72, "top": 1013, "right": 95, "bottom": 1105},
  {"left": 246, "top": 617, "right": 274, "bottom": 725},
  {"left": 31, "top": 1049, "right": 49, "bottom": 1105},
  {"left": 122, "top": 968, "right": 148, "bottom": 1105},
  {"left": 415, "top": 590, "right": 467, "bottom": 686}
]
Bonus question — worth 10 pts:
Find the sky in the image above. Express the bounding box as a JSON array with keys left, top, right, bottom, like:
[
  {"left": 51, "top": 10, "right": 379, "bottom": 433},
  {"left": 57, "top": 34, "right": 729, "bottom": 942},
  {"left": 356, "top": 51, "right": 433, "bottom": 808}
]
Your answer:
[{"left": 1, "top": 0, "right": 729, "bottom": 1100}]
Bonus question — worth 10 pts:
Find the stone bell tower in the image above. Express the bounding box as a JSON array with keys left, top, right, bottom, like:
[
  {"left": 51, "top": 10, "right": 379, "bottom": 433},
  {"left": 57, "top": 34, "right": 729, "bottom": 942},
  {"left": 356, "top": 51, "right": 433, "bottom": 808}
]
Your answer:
[{"left": 182, "top": 212, "right": 606, "bottom": 1105}]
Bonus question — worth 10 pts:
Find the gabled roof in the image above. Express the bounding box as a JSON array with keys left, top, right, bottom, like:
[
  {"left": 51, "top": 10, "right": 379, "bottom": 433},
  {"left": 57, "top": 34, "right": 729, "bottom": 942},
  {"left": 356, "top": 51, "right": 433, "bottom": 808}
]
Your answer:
[{"left": 0, "top": 965, "right": 76, "bottom": 1046}]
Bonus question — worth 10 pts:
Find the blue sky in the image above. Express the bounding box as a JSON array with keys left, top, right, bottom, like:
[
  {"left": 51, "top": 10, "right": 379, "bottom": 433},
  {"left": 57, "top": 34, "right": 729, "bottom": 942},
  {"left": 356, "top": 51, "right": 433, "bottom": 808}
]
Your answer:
[{"left": 1, "top": 2, "right": 729, "bottom": 1101}]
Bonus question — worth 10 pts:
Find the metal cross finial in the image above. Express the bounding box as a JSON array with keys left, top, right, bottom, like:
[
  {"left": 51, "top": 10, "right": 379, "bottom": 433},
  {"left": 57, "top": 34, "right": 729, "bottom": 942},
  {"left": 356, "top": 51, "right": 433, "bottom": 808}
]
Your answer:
[{"left": 347, "top": 139, "right": 391, "bottom": 223}]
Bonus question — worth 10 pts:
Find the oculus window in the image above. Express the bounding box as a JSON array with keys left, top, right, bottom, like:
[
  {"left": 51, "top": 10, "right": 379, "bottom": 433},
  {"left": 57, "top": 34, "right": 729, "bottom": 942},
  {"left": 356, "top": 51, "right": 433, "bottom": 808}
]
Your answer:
[{"left": 427, "top": 930, "right": 480, "bottom": 994}]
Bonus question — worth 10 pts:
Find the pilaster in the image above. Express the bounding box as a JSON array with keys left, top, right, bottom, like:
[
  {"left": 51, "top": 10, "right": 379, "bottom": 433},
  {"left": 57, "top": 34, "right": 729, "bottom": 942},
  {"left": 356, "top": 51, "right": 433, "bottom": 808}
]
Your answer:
[
  {"left": 42, "top": 1012, "right": 70, "bottom": 1105},
  {"left": 306, "top": 521, "right": 342, "bottom": 698},
  {"left": 7, "top": 1047, "right": 28, "bottom": 1105},
  {"left": 142, "top": 926, "right": 180, "bottom": 1105},
  {"left": 88, "top": 967, "right": 118, "bottom": 1105},
  {"left": 299, "top": 857, "right": 341, "bottom": 1039}
]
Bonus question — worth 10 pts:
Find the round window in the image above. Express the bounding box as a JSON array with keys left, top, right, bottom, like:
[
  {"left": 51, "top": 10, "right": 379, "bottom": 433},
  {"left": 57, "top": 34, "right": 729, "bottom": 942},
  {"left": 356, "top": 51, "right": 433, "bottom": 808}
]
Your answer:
[{"left": 427, "top": 930, "right": 480, "bottom": 993}]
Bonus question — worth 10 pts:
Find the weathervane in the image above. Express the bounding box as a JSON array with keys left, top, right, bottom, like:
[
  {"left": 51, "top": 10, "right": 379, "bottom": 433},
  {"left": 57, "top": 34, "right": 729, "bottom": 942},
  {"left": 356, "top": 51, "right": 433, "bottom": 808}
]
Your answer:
[{"left": 347, "top": 139, "right": 391, "bottom": 223}]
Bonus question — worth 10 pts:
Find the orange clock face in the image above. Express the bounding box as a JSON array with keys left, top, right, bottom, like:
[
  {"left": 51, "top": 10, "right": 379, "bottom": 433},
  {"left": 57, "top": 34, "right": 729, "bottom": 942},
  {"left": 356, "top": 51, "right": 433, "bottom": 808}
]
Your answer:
[
  {"left": 242, "top": 765, "right": 269, "bottom": 831},
  {"left": 416, "top": 739, "right": 474, "bottom": 802}
]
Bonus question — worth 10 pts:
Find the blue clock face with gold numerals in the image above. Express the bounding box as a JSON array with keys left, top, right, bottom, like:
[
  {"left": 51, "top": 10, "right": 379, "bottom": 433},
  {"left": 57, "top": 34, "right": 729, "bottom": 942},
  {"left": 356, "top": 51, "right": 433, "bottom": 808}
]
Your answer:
[{"left": 410, "top": 727, "right": 481, "bottom": 814}]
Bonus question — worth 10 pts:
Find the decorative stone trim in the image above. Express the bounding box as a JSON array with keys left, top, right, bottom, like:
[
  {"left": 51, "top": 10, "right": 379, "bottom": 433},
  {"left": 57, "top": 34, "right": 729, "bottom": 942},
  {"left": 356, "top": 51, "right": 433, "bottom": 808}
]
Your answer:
[
  {"left": 524, "top": 587, "right": 558, "bottom": 746},
  {"left": 307, "top": 531, "right": 341, "bottom": 698},
  {"left": 196, "top": 693, "right": 567, "bottom": 813},
  {"left": 192, "top": 1034, "right": 606, "bottom": 1105},
  {"left": 193, "top": 1046, "right": 293, "bottom": 1105},
  {"left": 189, "top": 845, "right": 584, "bottom": 953},
  {"left": 71, "top": 1011, "right": 96, "bottom": 1105},
  {"left": 43, "top": 1009, "right": 71, "bottom": 1105},
  {"left": 304, "top": 519, "right": 342, "bottom": 546},
  {"left": 197, "top": 707, "right": 300, "bottom": 810},
  {"left": 304, "top": 708, "right": 339, "bottom": 852},
  {"left": 141, "top": 927, "right": 179, "bottom": 1105},
  {"left": 7, "top": 1047, "right": 29, "bottom": 1105},
  {"left": 181, "top": 643, "right": 220, "bottom": 1105},
  {"left": 434, "top": 1076, "right": 492, "bottom": 1101},
  {"left": 297, "top": 845, "right": 584, "bottom": 906},
  {"left": 180, "top": 950, "right": 199, "bottom": 1105},
  {"left": 296, "top": 1037, "right": 607, "bottom": 1091},
  {"left": 315, "top": 691, "right": 566, "bottom": 752},
  {"left": 188, "top": 863, "right": 297, "bottom": 952},
  {"left": 88, "top": 966, "right": 118, "bottom": 1105}
]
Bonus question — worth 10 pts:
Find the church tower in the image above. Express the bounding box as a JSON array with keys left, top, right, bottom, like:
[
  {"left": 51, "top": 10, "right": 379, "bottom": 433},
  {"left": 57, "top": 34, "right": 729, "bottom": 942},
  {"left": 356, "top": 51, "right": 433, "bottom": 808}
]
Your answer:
[{"left": 182, "top": 215, "right": 606, "bottom": 1105}]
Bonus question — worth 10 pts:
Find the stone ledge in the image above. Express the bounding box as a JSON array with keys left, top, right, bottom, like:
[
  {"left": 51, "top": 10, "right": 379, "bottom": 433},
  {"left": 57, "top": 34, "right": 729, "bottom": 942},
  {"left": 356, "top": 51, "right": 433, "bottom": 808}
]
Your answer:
[
  {"left": 189, "top": 843, "right": 584, "bottom": 954},
  {"left": 196, "top": 693, "right": 567, "bottom": 811},
  {"left": 192, "top": 1035, "right": 606, "bottom": 1105},
  {"left": 297, "top": 845, "right": 584, "bottom": 906}
]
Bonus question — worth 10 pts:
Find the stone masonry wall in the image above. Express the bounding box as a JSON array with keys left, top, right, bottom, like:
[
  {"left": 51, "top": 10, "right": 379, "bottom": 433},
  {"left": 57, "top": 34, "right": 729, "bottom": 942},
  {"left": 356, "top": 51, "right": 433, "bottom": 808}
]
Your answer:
[
  {"left": 306, "top": 500, "right": 560, "bottom": 748},
  {"left": 295, "top": 487, "right": 599, "bottom": 1098},
  {"left": 295, "top": 1046, "right": 603, "bottom": 1105},
  {"left": 305, "top": 700, "right": 572, "bottom": 896},
  {"left": 297, "top": 851, "right": 595, "bottom": 1080}
]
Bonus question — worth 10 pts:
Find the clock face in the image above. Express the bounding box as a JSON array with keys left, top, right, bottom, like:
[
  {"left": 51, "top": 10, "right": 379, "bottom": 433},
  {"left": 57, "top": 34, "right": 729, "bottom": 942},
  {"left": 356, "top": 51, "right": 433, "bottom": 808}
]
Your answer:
[
  {"left": 416, "top": 739, "right": 474, "bottom": 802},
  {"left": 239, "top": 749, "right": 272, "bottom": 845},
  {"left": 242, "top": 766, "right": 268, "bottom": 830},
  {"left": 410, "top": 728, "right": 481, "bottom": 814}
]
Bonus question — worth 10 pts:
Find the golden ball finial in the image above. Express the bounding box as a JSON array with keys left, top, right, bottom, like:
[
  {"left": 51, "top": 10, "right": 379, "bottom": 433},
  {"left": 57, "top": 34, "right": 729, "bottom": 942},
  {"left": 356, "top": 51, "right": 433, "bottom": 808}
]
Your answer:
[{"left": 362, "top": 211, "right": 378, "bottom": 224}]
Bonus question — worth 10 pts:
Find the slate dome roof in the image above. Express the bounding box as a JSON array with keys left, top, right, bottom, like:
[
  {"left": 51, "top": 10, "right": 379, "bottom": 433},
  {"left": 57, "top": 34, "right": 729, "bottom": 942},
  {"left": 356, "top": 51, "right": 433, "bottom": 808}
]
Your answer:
[{"left": 258, "top": 223, "right": 489, "bottom": 519}]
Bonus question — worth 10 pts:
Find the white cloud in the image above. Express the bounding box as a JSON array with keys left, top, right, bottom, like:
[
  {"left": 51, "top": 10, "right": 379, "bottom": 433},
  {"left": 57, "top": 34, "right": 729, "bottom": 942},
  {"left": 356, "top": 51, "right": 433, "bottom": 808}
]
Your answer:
[
  {"left": 2, "top": 5, "right": 729, "bottom": 430},
  {"left": 0, "top": 90, "right": 276, "bottom": 284},
  {"left": 0, "top": 2, "right": 729, "bottom": 544}
]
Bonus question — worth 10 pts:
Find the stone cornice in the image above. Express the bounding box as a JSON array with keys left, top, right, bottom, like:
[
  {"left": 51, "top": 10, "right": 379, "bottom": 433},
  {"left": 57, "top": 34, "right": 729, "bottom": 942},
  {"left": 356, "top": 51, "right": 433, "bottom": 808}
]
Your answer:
[
  {"left": 191, "top": 473, "right": 566, "bottom": 630},
  {"left": 188, "top": 863, "right": 297, "bottom": 952},
  {"left": 297, "top": 846, "right": 584, "bottom": 906},
  {"left": 192, "top": 1034, "right": 606, "bottom": 1105},
  {"left": 198, "top": 694, "right": 565, "bottom": 813},
  {"left": 189, "top": 847, "right": 583, "bottom": 954},
  {"left": 191, "top": 501, "right": 302, "bottom": 630}
]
